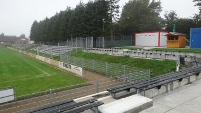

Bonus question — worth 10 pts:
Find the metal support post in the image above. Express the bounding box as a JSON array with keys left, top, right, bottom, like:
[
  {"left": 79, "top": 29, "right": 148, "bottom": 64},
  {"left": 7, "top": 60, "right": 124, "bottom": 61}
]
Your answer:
[
  {"left": 128, "top": 74, "right": 131, "bottom": 83},
  {"left": 86, "top": 37, "right": 88, "bottom": 48},
  {"left": 76, "top": 37, "right": 77, "bottom": 54},
  {"left": 176, "top": 56, "right": 180, "bottom": 71},
  {"left": 124, "top": 65, "right": 126, "bottom": 78},
  {"left": 73, "top": 57, "right": 75, "bottom": 65},
  {"left": 170, "top": 81, "right": 173, "bottom": 91},
  {"left": 65, "top": 52, "right": 67, "bottom": 62},
  {"left": 94, "top": 106, "right": 99, "bottom": 113},
  {"left": 166, "top": 83, "right": 169, "bottom": 92},
  {"left": 143, "top": 88, "right": 145, "bottom": 96},
  {"left": 49, "top": 89, "right": 53, "bottom": 104},
  {"left": 67, "top": 55, "right": 68, "bottom": 64},
  {"left": 103, "top": 37, "right": 105, "bottom": 48},
  {"left": 148, "top": 69, "right": 151, "bottom": 78},
  {"left": 71, "top": 36, "right": 73, "bottom": 47},
  {"left": 137, "top": 89, "right": 140, "bottom": 94},
  {"left": 96, "top": 81, "right": 99, "bottom": 93},
  {"left": 106, "top": 62, "right": 108, "bottom": 75},
  {"left": 188, "top": 76, "right": 190, "bottom": 84},
  {"left": 37, "top": 47, "right": 39, "bottom": 55},
  {"left": 93, "top": 60, "right": 95, "bottom": 71},
  {"left": 60, "top": 52, "right": 62, "bottom": 62},
  {"left": 51, "top": 47, "right": 53, "bottom": 59},
  {"left": 82, "top": 58, "right": 84, "bottom": 68}
]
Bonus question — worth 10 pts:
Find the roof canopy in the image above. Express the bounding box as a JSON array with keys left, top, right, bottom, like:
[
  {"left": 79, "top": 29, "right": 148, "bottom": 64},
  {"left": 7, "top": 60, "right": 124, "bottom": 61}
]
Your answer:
[{"left": 165, "top": 32, "right": 186, "bottom": 36}]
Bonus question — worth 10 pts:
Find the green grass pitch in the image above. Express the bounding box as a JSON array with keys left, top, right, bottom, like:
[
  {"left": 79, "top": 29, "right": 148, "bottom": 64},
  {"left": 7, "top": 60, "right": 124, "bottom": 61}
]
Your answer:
[{"left": 0, "top": 46, "right": 86, "bottom": 97}]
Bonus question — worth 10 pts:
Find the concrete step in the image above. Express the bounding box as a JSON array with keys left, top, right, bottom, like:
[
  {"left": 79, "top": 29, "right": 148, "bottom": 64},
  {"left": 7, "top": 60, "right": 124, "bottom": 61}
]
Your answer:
[{"left": 99, "top": 94, "right": 153, "bottom": 113}]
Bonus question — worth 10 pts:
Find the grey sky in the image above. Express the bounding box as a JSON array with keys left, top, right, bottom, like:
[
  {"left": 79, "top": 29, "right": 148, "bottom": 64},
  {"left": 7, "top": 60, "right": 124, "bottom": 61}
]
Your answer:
[{"left": 0, "top": 0, "right": 199, "bottom": 38}]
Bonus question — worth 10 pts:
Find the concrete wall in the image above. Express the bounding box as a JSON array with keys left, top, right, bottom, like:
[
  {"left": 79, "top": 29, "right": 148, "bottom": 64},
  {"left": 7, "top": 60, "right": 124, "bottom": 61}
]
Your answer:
[
  {"left": 59, "top": 62, "right": 83, "bottom": 76},
  {"left": 31, "top": 53, "right": 83, "bottom": 76},
  {"left": 85, "top": 48, "right": 201, "bottom": 62},
  {"left": 140, "top": 72, "right": 201, "bottom": 98}
]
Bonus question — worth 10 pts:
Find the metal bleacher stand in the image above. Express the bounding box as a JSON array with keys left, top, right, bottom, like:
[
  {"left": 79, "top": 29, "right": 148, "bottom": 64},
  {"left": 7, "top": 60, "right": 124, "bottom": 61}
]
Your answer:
[
  {"left": 22, "top": 98, "right": 103, "bottom": 113},
  {"left": 107, "top": 66, "right": 201, "bottom": 98}
]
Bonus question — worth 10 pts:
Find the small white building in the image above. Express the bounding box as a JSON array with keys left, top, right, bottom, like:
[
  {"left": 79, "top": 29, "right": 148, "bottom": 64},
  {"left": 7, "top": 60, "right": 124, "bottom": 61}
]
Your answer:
[{"left": 135, "top": 31, "right": 168, "bottom": 47}]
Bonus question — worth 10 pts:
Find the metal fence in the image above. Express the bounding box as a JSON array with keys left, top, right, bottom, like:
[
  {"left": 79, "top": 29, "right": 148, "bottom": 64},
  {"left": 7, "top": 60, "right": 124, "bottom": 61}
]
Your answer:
[
  {"left": 34, "top": 45, "right": 72, "bottom": 58},
  {"left": 47, "top": 35, "right": 134, "bottom": 48},
  {"left": 0, "top": 77, "right": 124, "bottom": 113},
  {"left": 103, "top": 36, "right": 134, "bottom": 48},
  {"left": 49, "top": 37, "right": 94, "bottom": 48},
  {"left": 60, "top": 54, "right": 150, "bottom": 82}
]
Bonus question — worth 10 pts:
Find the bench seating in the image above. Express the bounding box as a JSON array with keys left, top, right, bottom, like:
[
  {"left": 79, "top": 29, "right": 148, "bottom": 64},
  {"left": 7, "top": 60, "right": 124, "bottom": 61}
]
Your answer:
[
  {"left": 22, "top": 98, "right": 103, "bottom": 113},
  {"left": 107, "top": 66, "right": 201, "bottom": 98},
  {"left": 22, "top": 99, "right": 75, "bottom": 113}
]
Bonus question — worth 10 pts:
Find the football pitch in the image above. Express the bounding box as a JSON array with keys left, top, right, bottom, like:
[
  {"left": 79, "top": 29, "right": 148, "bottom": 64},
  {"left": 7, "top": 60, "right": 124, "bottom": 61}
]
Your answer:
[{"left": 0, "top": 46, "right": 86, "bottom": 97}]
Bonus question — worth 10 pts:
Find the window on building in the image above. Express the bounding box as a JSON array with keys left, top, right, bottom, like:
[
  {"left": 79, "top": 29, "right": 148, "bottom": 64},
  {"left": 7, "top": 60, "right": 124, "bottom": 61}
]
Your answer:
[{"left": 168, "top": 36, "right": 178, "bottom": 40}]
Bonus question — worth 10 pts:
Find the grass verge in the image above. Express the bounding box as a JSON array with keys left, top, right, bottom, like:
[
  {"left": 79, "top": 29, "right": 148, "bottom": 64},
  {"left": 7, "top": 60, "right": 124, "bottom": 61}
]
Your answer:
[{"left": 72, "top": 51, "right": 176, "bottom": 77}]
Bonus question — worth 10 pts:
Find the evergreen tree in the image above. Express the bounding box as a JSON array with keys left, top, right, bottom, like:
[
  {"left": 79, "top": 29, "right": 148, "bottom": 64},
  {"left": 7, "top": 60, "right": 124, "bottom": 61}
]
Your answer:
[
  {"left": 193, "top": 0, "right": 201, "bottom": 6},
  {"left": 164, "top": 11, "right": 178, "bottom": 32},
  {"left": 30, "top": 0, "right": 111, "bottom": 44},
  {"left": 118, "top": 0, "right": 162, "bottom": 35},
  {"left": 30, "top": 20, "right": 39, "bottom": 42}
]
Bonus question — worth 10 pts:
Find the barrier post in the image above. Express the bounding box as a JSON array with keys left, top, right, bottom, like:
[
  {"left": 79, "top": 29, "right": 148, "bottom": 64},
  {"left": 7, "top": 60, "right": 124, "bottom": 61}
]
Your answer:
[
  {"left": 93, "top": 60, "right": 95, "bottom": 71},
  {"left": 124, "top": 65, "right": 126, "bottom": 78},
  {"left": 37, "top": 47, "right": 39, "bottom": 55},
  {"left": 49, "top": 89, "right": 53, "bottom": 104},
  {"left": 51, "top": 47, "right": 53, "bottom": 59},
  {"left": 96, "top": 81, "right": 99, "bottom": 93},
  {"left": 105, "top": 62, "right": 108, "bottom": 75},
  {"left": 82, "top": 58, "right": 84, "bottom": 68},
  {"left": 67, "top": 55, "right": 68, "bottom": 64}
]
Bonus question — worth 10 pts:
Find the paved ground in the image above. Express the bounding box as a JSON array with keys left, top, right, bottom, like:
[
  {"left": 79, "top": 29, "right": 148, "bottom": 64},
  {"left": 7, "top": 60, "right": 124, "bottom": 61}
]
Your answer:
[{"left": 140, "top": 78, "right": 201, "bottom": 113}]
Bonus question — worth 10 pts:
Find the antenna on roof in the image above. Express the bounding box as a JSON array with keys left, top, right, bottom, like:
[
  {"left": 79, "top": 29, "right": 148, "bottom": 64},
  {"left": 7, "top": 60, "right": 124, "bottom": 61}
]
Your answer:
[{"left": 173, "top": 24, "right": 176, "bottom": 32}]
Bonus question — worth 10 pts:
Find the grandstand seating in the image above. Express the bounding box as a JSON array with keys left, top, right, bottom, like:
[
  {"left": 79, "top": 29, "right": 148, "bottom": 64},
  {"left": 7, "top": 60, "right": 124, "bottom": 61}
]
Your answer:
[
  {"left": 22, "top": 98, "right": 103, "bottom": 113},
  {"left": 107, "top": 66, "right": 201, "bottom": 98}
]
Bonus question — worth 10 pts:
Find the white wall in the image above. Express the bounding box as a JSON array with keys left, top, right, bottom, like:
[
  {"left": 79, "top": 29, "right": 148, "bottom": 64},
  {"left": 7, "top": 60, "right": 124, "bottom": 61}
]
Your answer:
[
  {"left": 0, "top": 88, "right": 15, "bottom": 104},
  {"left": 59, "top": 62, "right": 83, "bottom": 76},
  {"left": 135, "top": 32, "right": 168, "bottom": 47},
  {"left": 136, "top": 32, "right": 159, "bottom": 47},
  {"left": 160, "top": 32, "right": 168, "bottom": 46}
]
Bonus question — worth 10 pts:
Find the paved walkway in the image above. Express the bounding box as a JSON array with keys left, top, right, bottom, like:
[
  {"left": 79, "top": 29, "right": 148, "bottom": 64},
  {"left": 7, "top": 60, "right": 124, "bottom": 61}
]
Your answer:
[{"left": 140, "top": 78, "right": 201, "bottom": 113}]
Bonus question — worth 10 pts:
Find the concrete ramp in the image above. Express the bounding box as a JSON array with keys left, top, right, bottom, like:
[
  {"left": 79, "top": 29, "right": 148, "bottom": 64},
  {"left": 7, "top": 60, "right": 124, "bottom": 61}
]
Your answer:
[{"left": 99, "top": 94, "right": 153, "bottom": 113}]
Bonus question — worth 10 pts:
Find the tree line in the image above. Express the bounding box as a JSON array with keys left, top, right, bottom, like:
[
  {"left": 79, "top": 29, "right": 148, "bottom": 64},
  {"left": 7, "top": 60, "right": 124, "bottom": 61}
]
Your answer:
[{"left": 30, "top": 0, "right": 201, "bottom": 44}]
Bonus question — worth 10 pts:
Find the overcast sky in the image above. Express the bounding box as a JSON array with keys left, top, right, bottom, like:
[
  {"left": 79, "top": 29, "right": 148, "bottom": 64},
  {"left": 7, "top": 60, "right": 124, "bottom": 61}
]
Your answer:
[{"left": 0, "top": 0, "right": 199, "bottom": 38}]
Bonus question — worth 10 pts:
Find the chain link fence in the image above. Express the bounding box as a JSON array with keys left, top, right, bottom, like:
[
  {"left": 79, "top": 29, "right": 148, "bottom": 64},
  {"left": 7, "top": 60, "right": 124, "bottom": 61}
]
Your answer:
[
  {"left": 103, "top": 36, "right": 134, "bottom": 48},
  {"left": 46, "top": 35, "right": 134, "bottom": 48},
  {"left": 0, "top": 78, "right": 124, "bottom": 113},
  {"left": 61, "top": 53, "right": 150, "bottom": 82}
]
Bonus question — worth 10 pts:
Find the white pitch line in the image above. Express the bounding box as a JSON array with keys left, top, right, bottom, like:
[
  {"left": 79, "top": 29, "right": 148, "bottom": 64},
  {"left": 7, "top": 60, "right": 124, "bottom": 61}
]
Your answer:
[{"left": 17, "top": 56, "right": 51, "bottom": 76}]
